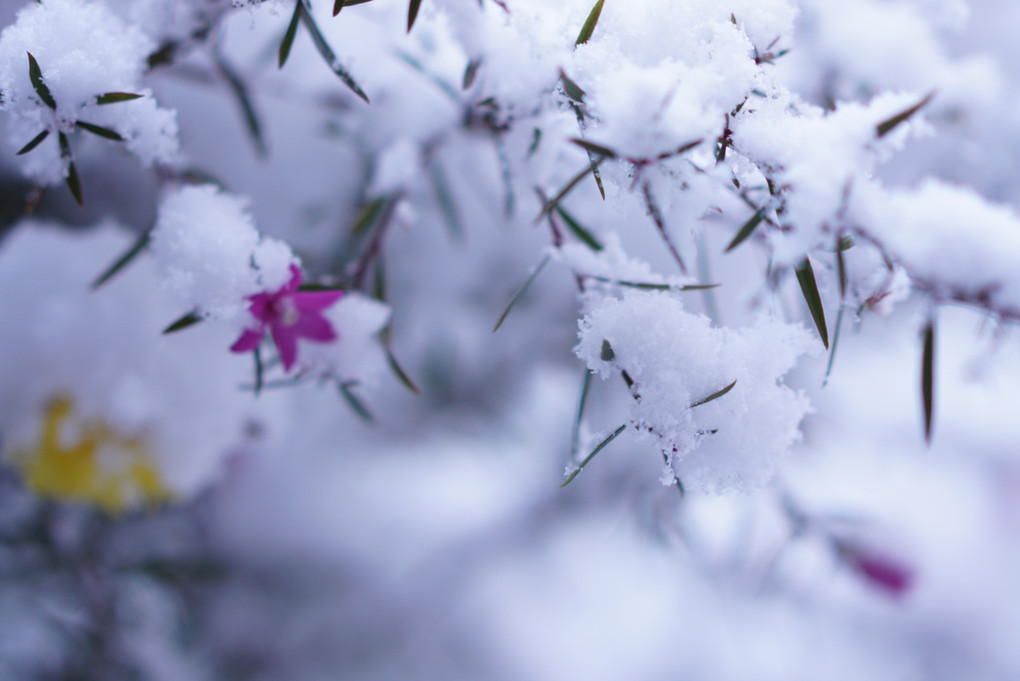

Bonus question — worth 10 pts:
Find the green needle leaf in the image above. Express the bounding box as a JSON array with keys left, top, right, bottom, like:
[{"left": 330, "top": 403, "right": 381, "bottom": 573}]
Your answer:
[
  {"left": 569, "top": 370, "right": 593, "bottom": 462},
  {"left": 559, "top": 69, "right": 586, "bottom": 103},
  {"left": 75, "top": 121, "right": 124, "bottom": 141},
  {"left": 561, "top": 423, "right": 625, "bottom": 488},
  {"left": 91, "top": 228, "right": 151, "bottom": 290},
  {"left": 876, "top": 91, "right": 935, "bottom": 138},
  {"left": 95, "top": 92, "right": 143, "bottom": 105},
  {"left": 724, "top": 206, "right": 766, "bottom": 253},
  {"left": 408, "top": 0, "right": 423, "bottom": 32},
  {"left": 338, "top": 381, "right": 374, "bottom": 423},
  {"left": 462, "top": 57, "right": 482, "bottom": 90},
  {"left": 16, "top": 129, "right": 49, "bottom": 155},
  {"left": 253, "top": 346, "right": 264, "bottom": 397},
  {"left": 333, "top": 0, "right": 344, "bottom": 15},
  {"left": 921, "top": 319, "right": 935, "bottom": 444},
  {"left": 384, "top": 343, "right": 420, "bottom": 395},
  {"left": 213, "top": 51, "right": 267, "bottom": 158},
  {"left": 795, "top": 257, "right": 828, "bottom": 349},
  {"left": 569, "top": 137, "right": 617, "bottom": 159},
  {"left": 492, "top": 254, "right": 551, "bottom": 332},
  {"left": 555, "top": 205, "right": 603, "bottom": 251},
  {"left": 279, "top": 1, "right": 301, "bottom": 67},
  {"left": 536, "top": 157, "right": 607, "bottom": 222},
  {"left": 836, "top": 243, "right": 848, "bottom": 300},
  {"left": 690, "top": 379, "right": 736, "bottom": 408},
  {"left": 162, "top": 310, "right": 204, "bottom": 334},
  {"left": 27, "top": 52, "right": 56, "bottom": 109},
  {"left": 58, "top": 133, "right": 83, "bottom": 206},
  {"left": 298, "top": 2, "right": 370, "bottom": 102},
  {"left": 575, "top": 0, "right": 605, "bottom": 45}
]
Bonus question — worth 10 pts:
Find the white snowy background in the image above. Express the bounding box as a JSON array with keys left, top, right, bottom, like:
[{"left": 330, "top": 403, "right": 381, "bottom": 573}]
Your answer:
[{"left": 0, "top": 0, "right": 1019, "bottom": 679}]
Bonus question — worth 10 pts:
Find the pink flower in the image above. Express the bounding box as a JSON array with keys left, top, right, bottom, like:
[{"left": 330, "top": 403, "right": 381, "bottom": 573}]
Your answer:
[{"left": 230, "top": 265, "right": 344, "bottom": 372}]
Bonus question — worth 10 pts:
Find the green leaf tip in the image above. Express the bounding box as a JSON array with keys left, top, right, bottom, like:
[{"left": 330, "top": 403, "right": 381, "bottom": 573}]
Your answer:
[
  {"left": 16, "top": 129, "right": 49, "bottom": 156},
  {"left": 408, "top": 0, "right": 423, "bottom": 33},
  {"left": 96, "top": 92, "right": 143, "bottom": 105},
  {"left": 921, "top": 319, "right": 935, "bottom": 444},
  {"left": 27, "top": 52, "right": 56, "bottom": 109},
  {"left": 278, "top": 1, "right": 301, "bottom": 68},
  {"left": 492, "top": 254, "right": 551, "bottom": 333},
  {"left": 690, "top": 379, "right": 737, "bottom": 408},
  {"left": 795, "top": 257, "right": 828, "bottom": 349},
  {"left": 75, "top": 121, "right": 124, "bottom": 141},
  {"left": 162, "top": 310, "right": 204, "bottom": 334},
  {"left": 876, "top": 91, "right": 935, "bottom": 138},
  {"left": 561, "top": 423, "right": 625, "bottom": 488},
  {"left": 724, "top": 206, "right": 766, "bottom": 253},
  {"left": 575, "top": 0, "right": 605, "bottom": 45},
  {"left": 600, "top": 339, "right": 614, "bottom": 361}
]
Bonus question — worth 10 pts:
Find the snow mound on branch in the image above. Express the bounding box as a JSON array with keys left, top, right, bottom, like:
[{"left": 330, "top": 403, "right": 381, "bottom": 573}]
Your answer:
[
  {"left": 576, "top": 290, "right": 814, "bottom": 492},
  {"left": 0, "top": 0, "right": 178, "bottom": 183},
  {"left": 150, "top": 184, "right": 295, "bottom": 322}
]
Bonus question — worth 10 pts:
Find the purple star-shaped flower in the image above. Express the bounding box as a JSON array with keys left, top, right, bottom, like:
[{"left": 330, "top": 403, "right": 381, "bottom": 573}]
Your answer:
[{"left": 230, "top": 264, "right": 344, "bottom": 372}]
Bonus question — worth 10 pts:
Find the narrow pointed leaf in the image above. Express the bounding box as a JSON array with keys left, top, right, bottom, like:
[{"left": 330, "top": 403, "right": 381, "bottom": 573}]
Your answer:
[
  {"left": 213, "top": 52, "right": 267, "bottom": 158},
  {"left": 575, "top": 0, "right": 605, "bottom": 45},
  {"left": 298, "top": 3, "right": 370, "bottom": 102},
  {"left": 536, "top": 158, "right": 606, "bottom": 221},
  {"left": 527, "top": 128, "right": 542, "bottom": 157},
  {"left": 338, "top": 381, "right": 374, "bottom": 423},
  {"left": 600, "top": 339, "right": 614, "bottom": 361},
  {"left": 836, "top": 244, "right": 848, "bottom": 300},
  {"left": 333, "top": 0, "right": 344, "bottom": 15},
  {"left": 65, "top": 162, "right": 83, "bottom": 206},
  {"left": 162, "top": 311, "right": 204, "bottom": 334},
  {"left": 428, "top": 160, "right": 463, "bottom": 240},
  {"left": 16, "top": 129, "right": 49, "bottom": 156},
  {"left": 569, "top": 137, "right": 617, "bottom": 159},
  {"left": 724, "top": 206, "right": 766, "bottom": 253},
  {"left": 91, "top": 229, "right": 151, "bottom": 289},
  {"left": 876, "top": 91, "right": 935, "bottom": 138},
  {"left": 96, "top": 92, "right": 143, "bottom": 105},
  {"left": 823, "top": 305, "right": 844, "bottom": 387},
  {"left": 407, "top": 0, "right": 423, "bottom": 32},
  {"left": 690, "top": 379, "right": 736, "bottom": 408},
  {"left": 492, "top": 254, "right": 551, "bottom": 332},
  {"left": 383, "top": 342, "right": 420, "bottom": 395},
  {"left": 351, "top": 195, "right": 388, "bottom": 234},
  {"left": 569, "top": 370, "right": 593, "bottom": 461},
  {"left": 561, "top": 423, "right": 625, "bottom": 488},
  {"left": 27, "top": 52, "right": 56, "bottom": 109},
  {"left": 76, "top": 121, "right": 124, "bottom": 141},
  {"left": 463, "top": 58, "right": 482, "bottom": 89},
  {"left": 922, "top": 320, "right": 935, "bottom": 443},
  {"left": 279, "top": 0, "right": 301, "bottom": 68},
  {"left": 555, "top": 205, "right": 603, "bottom": 251},
  {"left": 795, "top": 257, "right": 829, "bottom": 349},
  {"left": 559, "top": 69, "right": 586, "bottom": 103},
  {"left": 253, "top": 346, "right": 264, "bottom": 397}
]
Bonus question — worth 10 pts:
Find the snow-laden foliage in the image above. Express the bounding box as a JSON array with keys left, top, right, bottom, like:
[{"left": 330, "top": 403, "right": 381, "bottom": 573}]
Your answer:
[{"left": 1, "top": 0, "right": 1019, "bottom": 678}]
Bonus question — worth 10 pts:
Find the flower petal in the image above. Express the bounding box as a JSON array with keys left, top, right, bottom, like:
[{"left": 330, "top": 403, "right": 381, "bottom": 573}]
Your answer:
[
  {"left": 230, "top": 328, "right": 264, "bottom": 354},
  {"left": 247, "top": 292, "right": 272, "bottom": 322},
  {"left": 294, "top": 289, "right": 344, "bottom": 313},
  {"left": 281, "top": 264, "right": 303, "bottom": 295},
  {"left": 293, "top": 311, "right": 337, "bottom": 342},
  {"left": 271, "top": 324, "right": 299, "bottom": 372}
]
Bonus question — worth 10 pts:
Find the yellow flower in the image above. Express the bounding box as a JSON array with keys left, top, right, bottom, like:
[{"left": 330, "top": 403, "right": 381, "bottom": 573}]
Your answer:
[{"left": 14, "top": 395, "right": 172, "bottom": 513}]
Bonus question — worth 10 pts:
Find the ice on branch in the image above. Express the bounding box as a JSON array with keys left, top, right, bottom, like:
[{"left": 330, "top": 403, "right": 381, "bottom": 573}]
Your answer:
[
  {"left": 151, "top": 184, "right": 296, "bottom": 321},
  {"left": 0, "top": 0, "right": 179, "bottom": 185},
  {"left": 576, "top": 289, "right": 814, "bottom": 492},
  {"left": 0, "top": 222, "right": 270, "bottom": 510}
]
